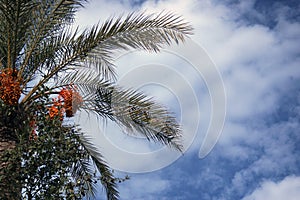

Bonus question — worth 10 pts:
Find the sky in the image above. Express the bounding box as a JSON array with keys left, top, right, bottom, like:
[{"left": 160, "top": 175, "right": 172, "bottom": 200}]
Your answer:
[{"left": 74, "top": 0, "right": 300, "bottom": 199}]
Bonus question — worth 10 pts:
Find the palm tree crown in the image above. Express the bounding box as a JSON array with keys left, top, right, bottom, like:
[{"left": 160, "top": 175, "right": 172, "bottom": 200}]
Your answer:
[{"left": 0, "top": 0, "right": 192, "bottom": 199}]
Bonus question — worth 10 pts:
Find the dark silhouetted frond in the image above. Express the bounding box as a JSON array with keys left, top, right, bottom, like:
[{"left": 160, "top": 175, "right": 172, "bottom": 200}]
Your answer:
[{"left": 79, "top": 134, "right": 119, "bottom": 200}]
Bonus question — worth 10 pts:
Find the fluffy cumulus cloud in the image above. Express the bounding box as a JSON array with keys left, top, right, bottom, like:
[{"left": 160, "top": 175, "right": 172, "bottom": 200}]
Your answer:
[
  {"left": 116, "top": 174, "right": 171, "bottom": 200},
  {"left": 242, "top": 176, "right": 300, "bottom": 200},
  {"left": 76, "top": 0, "right": 300, "bottom": 199}
]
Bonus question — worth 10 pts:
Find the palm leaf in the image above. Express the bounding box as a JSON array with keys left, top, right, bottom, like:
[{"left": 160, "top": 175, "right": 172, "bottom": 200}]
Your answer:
[
  {"left": 22, "top": 11, "right": 192, "bottom": 103},
  {"left": 79, "top": 134, "right": 119, "bottom": 200},
  {"left": 79, "top": 11, "right": 193, "bottom": 80},
  {"left": 20, "top": 0, "right": 87, "bottom": 71},
  {"left": 106, "top": 87, "right": 183, "bottom": 151},
  {"left": 56, "top": 70, "right": 183, "bottom": 151},
  {"left": 0, "top": 0, "right": 37, "bottom": 68}
]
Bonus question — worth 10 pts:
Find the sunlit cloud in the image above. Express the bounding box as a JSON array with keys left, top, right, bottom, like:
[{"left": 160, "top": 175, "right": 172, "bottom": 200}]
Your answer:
[{"left": 77, "top": 0, "right": 300, "bottom": 199}]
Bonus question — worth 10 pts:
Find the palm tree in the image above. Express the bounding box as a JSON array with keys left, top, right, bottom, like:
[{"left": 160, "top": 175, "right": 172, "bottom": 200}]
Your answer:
[{"left": 0, "top": 0, "right": 192, "bottom": 199}]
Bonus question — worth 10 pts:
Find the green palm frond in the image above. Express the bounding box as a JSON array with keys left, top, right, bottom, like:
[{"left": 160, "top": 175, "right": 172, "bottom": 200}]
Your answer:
[
  {"left": 109, "top": 87, "right": 183, "bottom": 151},
  {"left": 71, "top": 152, "right": 98, "bottom": 199},
  {"left": 56, "top": 69, "right": 183, "bottom": 151},
  {"left": 79, "top": 134, "right": 119, "bottom": 200},
  {"left": 20, "top": 0, "right": 87, "bottom": 71},
  {"left": 0, "top": 0, "right": 37, "bottom": 68},
  {"left": 0, "top": 0, "right": 86, "bottom": 69},
  {"left": 22, "top": 29, "right": 75, "bottom": 85},
  {"left": 76, "top": 11, "right": 193, "bottom": 80},
  {"left": 52, "top": 70, "right": 182, "bottom": 151},
  {"left": 85, "top": 86, "right": 183, "bottom": 151},
  {"left": 21, "top": 11, "right": 192, "bottom": 103},
  {"left": 57, "top": 67, "right": 110, "bottom": 93}
]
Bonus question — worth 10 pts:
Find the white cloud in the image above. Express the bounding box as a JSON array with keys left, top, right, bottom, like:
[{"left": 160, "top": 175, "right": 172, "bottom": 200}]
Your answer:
[
  {"left": 242, "top": 176, "right": 300, "bottom": 200},
  {"left": 118, "top": 174, "right": 170, "bottom": 200},
  {"left": 221, "top": 115, "right": 300, "bottom": 198},
  {"left": 75, "top": 0, "right": 300, "bottom": 171},
  {"left": 74, "top": 0, "right": 133, "bottom": 30},
  {"left": 75, "top": 0, "right": 300, "bottom": 199}
]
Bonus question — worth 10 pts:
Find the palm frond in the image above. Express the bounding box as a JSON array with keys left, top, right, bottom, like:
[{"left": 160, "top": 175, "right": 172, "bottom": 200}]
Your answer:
[
  {"left": 80, "top": 11, "right": 193, "bottom": 80},
  {"left": 51, "top": 68, "right": 114, "bottom": 119},
  {"left": 22, "top": 29, "right": 74, "bottom": 85},
  {"left": 71, "top": 151, "right": 97, "bottom": 199},
  {"left": 57, "top": 67, "right": 111, "bottom": 93},
  {"left": 54, "top": 68, "right": 183, "bottom": 151},
  {"left": 82, "top": 85, "right": 183, "bottom": 151},
  {"left": 19, "top": 0, "right": 87, "bottom": 73},
  {"left": 79, "top": 134, "right": 119, "bottom": 200},
  {"left": 112, "top": 87, "right": 183, "bottom": 151},
  {"left": 0, "top": 0, "right": 37, "bottom": 68},
  {"left": 21, "top": 11, "right": 192, "bottom": 103}
]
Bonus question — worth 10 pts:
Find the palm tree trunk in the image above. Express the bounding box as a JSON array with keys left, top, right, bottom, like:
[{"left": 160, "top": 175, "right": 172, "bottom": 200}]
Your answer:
[{"left": 0, "top": 127, "right": 21, "bottom": 200}]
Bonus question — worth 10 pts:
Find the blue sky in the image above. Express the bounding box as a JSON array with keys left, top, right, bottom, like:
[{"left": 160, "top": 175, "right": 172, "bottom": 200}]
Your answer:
[{"left": 75, "top": 0, "right": 300, "bottom": 199}]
